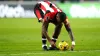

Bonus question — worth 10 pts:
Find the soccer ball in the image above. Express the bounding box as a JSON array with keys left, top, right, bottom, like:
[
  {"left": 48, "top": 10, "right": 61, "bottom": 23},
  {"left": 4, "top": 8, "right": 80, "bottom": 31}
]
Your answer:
[{"left": 58, "top": 41, "right": 69, "bottom": 51}]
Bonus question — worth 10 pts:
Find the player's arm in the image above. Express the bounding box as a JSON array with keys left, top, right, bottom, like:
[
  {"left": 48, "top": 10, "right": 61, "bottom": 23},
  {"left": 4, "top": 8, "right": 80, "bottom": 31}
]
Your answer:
[{"left": 63, "top": 18, "right": 75, "bottom": 51}]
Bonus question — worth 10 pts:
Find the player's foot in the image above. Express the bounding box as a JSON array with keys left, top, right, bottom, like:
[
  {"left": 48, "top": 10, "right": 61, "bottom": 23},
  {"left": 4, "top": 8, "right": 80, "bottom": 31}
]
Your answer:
[
  {"left": 42, "top": 46, "right": 48, "bottom": 51},
  {"left": 48, "top": 46, "right": 59, "bottom": 50}
]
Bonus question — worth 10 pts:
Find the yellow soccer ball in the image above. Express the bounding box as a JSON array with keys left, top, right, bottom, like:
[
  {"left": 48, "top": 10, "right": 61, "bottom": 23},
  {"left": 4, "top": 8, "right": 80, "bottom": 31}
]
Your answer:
[{"left": 58, "top": 41, "right": 69, "bottom": 51}]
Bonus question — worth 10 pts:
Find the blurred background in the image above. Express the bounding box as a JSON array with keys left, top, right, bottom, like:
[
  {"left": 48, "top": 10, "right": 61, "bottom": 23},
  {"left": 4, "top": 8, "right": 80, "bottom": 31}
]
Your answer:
[
  {"left": 0, "top": 0, "right": 100, "bottom": 55},
  {"left": 0, "top": 0, "right": 100, "bottom": 18},
  {"left": 0, "top": 0, "right": 100, "bottom": 2}
]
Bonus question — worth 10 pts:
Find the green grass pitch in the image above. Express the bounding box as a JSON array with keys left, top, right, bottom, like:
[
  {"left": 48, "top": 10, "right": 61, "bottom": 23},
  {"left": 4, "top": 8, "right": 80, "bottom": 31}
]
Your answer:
[{"left": 0, "top": 18, "right": 100, "bottom": 56}]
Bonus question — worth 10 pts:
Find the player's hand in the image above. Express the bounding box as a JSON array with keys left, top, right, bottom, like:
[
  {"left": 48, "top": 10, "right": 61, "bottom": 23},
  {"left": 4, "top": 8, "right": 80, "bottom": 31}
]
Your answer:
[
  {"left": 71, "top": 41, "right": 75, "bottom": 51},
  {"left": 49, "top": 40, "right": 56, "bottom": 47},
  {"left": 39, "top": 19, "right": 43, "bottom": 22},
  {"left": 39, "top": 18, "right": 43, "bottom": 22},
  {"left": 41, "top": 19, "right": 44, "bottom": 22},
  {"left": 71, "top": 45, "right": 75, "bottom": 51}
]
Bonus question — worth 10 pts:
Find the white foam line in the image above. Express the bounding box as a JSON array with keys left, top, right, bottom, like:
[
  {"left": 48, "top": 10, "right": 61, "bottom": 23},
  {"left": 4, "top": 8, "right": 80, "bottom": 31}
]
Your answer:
[
  {"left": 59, "top": 50, "right": 100, "bottom": 53},
  {"left": 0, "top": 53, "right": 44, "bottom": 56},
  {"left": 10, "top": 52, "right": 44, "bottom": 55},
  {"left": 0, "top": 50, "right": 100, "bottom": 55}
]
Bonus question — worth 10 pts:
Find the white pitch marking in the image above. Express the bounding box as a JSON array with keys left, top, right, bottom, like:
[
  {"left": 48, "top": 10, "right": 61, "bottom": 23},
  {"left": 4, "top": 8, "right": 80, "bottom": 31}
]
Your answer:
[
  {"left": 0, "top": 50, "right": 100, "bottom": 56},
  {"left": 59, "top": 50, "right": 100, "bottom": 53}
]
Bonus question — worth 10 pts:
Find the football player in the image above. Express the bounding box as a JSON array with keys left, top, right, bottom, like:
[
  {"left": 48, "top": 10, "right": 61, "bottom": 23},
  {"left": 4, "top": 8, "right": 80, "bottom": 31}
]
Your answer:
[{"left": 34, "top": 1, "right": 75, "bottom": 51}]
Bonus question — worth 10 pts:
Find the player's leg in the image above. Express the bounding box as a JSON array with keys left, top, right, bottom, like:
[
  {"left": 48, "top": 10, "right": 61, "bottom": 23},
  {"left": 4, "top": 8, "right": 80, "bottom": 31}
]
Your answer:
[
  {"left": 41, "top": 23, "right": 49, "bottom": 51},
  {"left": 34, "top": 4, "right": 44, "bottom": 22},
  {"left": 52, "top": 24, "right": 63, "bottom": 44},
  {"left": 42, "top": 34, "right": 48, "bottom": 51},
  {"left": 49, "top": 24, "right": 63, "bottom": 50}
]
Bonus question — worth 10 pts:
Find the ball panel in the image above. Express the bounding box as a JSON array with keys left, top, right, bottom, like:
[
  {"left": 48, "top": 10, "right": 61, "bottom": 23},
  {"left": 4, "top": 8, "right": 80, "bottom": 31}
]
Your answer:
[{"left": 58, "top": 41, "right": 69, "bottom": 51}]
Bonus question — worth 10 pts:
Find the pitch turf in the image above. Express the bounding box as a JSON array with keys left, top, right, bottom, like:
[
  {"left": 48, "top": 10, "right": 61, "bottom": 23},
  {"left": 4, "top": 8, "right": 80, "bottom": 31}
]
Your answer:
[{"left": 0, "top": 18, "right": 100, "bottom": 56}]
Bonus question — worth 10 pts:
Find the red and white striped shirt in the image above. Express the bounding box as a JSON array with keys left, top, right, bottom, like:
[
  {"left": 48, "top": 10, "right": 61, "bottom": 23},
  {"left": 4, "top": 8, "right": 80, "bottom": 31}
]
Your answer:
[{"left": 38, "top": 1, "right": 62, "bottom": 14}]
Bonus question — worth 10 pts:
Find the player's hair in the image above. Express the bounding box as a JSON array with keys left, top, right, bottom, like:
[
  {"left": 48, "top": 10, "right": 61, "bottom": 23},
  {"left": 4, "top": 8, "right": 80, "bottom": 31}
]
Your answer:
[{"left": 58, "top": 12, "right": 66, "bottom": 22}]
